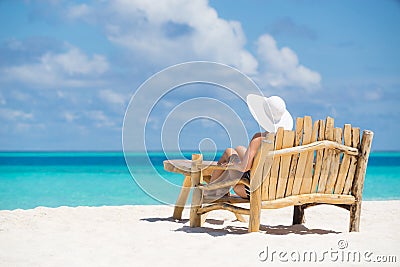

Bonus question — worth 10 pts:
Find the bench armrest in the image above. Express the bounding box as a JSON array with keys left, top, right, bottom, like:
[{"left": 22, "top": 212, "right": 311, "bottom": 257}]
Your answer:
[{"left": 266, "top": 140, "right": 358, "bottom": 157}]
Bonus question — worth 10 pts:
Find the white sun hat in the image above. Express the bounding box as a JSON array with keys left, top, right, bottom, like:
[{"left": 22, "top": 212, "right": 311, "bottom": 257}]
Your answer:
[{"left": 246, "top": 94, "right": 293, "bottom": 132}]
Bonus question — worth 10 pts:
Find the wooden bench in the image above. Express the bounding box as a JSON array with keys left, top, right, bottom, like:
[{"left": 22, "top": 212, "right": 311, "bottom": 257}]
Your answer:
[{"left": 164, "top": 116, "right": 373, "bottom": 232}]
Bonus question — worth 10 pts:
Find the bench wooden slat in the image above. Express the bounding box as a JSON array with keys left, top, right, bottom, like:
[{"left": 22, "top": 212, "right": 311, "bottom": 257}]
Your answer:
[
  {"left": 268, "top": 127, "right": 284, "bottom": 200},
  {"left": 334, "top": 124, "right": 352, "bottom": 194},
  {"left": 203, "top": 193, "right": 356, "bottom": 207},
  {"left": 262, "top": 193, "right": 355, "bottom": 209},
  {"left": 292, "top": 116, "right": 312, "bottom": 195},
  {"left": 261, "top": 133, "right": 276, "bottom": 200},
  {"left": 249, "top": 133, "right": 275, "bottom": 231},
  {"left": 276, "top": 130, "right": 295, "bottom": 199},
  {"left": 300, "top": 118, "right": 318, "bottom": 194},
  {"left": 261, "top": 160, "right": 271, "bottom": 200},
  {"left": 343, "top": 127, "right": 360, "bottom": 194},
  {"left": 285, "top": 117, "right": 303, "bottom": 197},
  {"left": 325, "top": 127, "right": 343, "bottom": 193},
  {"left": 311, "top": 120, "right": 325, "bottom": 192},
  {"left": 317, "top": 117, "right": 334, "bottom": 192}
]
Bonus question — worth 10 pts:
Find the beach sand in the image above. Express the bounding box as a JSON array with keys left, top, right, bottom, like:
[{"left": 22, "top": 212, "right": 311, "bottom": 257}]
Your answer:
[{"left": 0, "top": 201, "right": 399, "bottom": 266}]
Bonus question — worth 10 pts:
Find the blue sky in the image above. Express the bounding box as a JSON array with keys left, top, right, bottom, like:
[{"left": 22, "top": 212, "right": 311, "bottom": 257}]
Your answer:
[{"left": 0, "top": 0, "right": 399, "bottom": 151}]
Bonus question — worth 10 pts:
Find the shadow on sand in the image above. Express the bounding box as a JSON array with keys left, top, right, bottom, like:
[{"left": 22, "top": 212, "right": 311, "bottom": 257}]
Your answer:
[{"left": 140, "top": 217, "right": 340, "bottom": 236}]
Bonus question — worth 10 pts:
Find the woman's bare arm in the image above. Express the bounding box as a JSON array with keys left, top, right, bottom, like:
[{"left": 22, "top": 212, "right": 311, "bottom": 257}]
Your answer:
[{"left": 233, "top": 132, "right": 267, "bottom": 172}]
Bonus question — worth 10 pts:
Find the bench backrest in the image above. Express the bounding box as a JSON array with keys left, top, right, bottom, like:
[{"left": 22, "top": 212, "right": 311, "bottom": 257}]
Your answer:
[{"left": 255, "top": 116, "right": 372, "bottom": 201}]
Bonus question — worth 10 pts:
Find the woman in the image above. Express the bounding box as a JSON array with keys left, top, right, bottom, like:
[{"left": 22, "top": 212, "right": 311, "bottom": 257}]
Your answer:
[{"left": 209, "top": 94, "right": 293, "bottom": 199}]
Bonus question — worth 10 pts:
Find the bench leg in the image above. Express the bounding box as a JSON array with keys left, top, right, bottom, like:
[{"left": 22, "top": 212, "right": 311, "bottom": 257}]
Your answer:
[
  {"left": 349, "top": 202, "right": 361, "bottom": 232},
  {"left": 249, "top": 183, "right": 262, "bottom": 232},
  {"left": 173, "top": 175, "right": 191, "bottom": 220},
  {"left": 190, "top": 154, "right": 203, "bottom": 227},
  {"left": 293, "top": 205, "right": 305, "bottom": 225}
]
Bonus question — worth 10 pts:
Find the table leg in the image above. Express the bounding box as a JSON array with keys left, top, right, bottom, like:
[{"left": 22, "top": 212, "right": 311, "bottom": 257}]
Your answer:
[
  {"left": 190, "top": 154, "right": 203, "bottom": 227},
  {"left": 173, "top": 175, "right": 191, "bottom": 220}
]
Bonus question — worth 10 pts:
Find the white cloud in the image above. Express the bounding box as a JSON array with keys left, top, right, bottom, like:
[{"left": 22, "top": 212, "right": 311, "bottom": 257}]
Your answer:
[
  {"left": 365, "top": 88, "right": 383, "bottom": 101},
  {"left": 66, "top": 4, "right": 91, "bottom": 20},
  {"left": 57, "top": 90, "right": 65, "bottom": 98},
  {"left": 44, "top": 47, "right": 108, "bottom": 75},
  {"left": 6, "top": 38, "right": 25, "bottom": 51},
  {"left": 99, "top": 89, "right": 126, "bottom": 106},
  {"left": 63, "top": 111, "right": 78, "bottom": 122},
  {"left": 0, "top": 108, "right": 33, "bottom": 120},
  {"left": 86, "top": 110, "right": 115, "bottom": 128},
  {"left": 14, "top": 122, "right": 45, "bottom": 133},
  {"left": 256, "top": 34, "right": 321, "bottom": 89},
  {"left": 65, "top": 0, "right": 320, "bottom": 90},
  {"left": 103, "top": 0, "right": 258, "bottom": 75},
  {"left": 11, "top": 90, "right": 31, "bottom": 102},
  {"left": 2, "top": 46, "right": 109, "bottom": 88},
  {"left": 0, "top": 92, "right": 6, "bottom": 105}
]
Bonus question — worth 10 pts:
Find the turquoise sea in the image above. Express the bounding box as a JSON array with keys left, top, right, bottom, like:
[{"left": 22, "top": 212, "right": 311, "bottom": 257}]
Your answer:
[{"left": 0, "top": 151, "right": 399, "bottom": 210}]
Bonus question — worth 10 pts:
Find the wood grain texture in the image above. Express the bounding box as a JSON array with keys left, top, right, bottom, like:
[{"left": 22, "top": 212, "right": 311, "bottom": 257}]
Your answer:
[
  {"left": 293, "top": 116, "right": 312, "bottom": 195},
  {"left": 276, "top": 130, "right": 295, "bottom": 199},
  {"left": 268, "top": 128, "right": 284, "bottom": 200},
  {"left": 261, "top": 133, "right": 276, "bottom": 201},
  {"left": 286, "top": 117, "right": 303, "bottom": 196},
  {"left": 349, "top": 130, "right": 373, "bottom": 232},
  {"left": 325, "top": 127, "right": 343, "bottom": 193},
  {"left": 173, "top": 175, "right": 191, "bottom": 220},
  {"left": 300, "top": 118, "right": 318, "bottom": 194},
  {"left": 261, "top": 193, "right": 355, "bottom": 209},
  {"left": 334, "top": 124, "right": 352, "bottom": 194},
  {"left": 317, "top": 117, "right": 334, "bottom": 192},
  {"left": 343, "top": 128, "right": 360, "bottom": 194},
  {"left": 311, "top": 120, "right": 325, "bottom": 193},
  {"left": 249, "top": 133, "right": 275, "bottom": 232},
  {"left": 189, "top": 154, "right": 203, "bottom": 227},
  {"left": 163, "top": 159, "right": 235, "bottom": 176},
  {"left": 198, "top": 203, "right": 250, "bottom": 215}
]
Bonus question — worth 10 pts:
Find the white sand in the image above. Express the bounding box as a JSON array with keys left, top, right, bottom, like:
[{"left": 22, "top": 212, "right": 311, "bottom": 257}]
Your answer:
[{"left": 0, "top": 201, "right": 399, "bottom": 266}]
